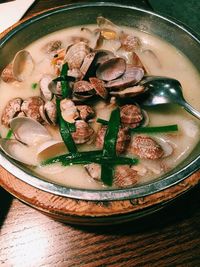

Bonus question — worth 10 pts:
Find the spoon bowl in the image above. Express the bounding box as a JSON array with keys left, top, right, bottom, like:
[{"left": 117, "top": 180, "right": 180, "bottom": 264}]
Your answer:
[{"left": 139, "top": 76, "right": 200, "bottom": 120}]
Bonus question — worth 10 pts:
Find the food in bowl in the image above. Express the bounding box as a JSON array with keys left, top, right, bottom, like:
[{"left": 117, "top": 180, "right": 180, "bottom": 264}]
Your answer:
[{"left": 0, "top": 17, "right": 200, "bottom": 190}]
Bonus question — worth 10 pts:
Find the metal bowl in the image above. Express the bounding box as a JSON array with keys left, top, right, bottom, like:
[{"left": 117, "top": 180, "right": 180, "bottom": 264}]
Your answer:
[{"left": 0, "top": 2, "right": 200, "bottom": 224}]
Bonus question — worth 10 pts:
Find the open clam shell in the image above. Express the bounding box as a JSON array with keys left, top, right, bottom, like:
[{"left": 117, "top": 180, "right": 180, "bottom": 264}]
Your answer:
[
  {"left": 0, "top": 138, "right": 38, "bottom": 166},
  {"left": 37, "top": 140, "right": 67, "bottom": 162},
  {"left": 10, "top": 117, "right": 52, "bottom": 146},
  {"left": 12, "top": 50, "right": 34, "bottom": 81}
]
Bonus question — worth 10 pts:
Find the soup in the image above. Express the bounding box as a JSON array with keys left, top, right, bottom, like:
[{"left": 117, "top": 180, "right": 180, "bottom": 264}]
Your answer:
[{"left": 0, "top": 17, "right": 200, "bottom": 189}]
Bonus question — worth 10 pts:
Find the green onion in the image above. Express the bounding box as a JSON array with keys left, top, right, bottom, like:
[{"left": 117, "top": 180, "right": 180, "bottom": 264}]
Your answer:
[
  {"left": 130, "top": 124, "right": 178, "bottom": 133},
  {"left": 96, "top": 118, "right": 108, "bottom": 125},
  {"left": 101, "top": 165, "right": 113, "bottom": 186},
  {"left": 31, "top": 83, "right": 38, "bottom": 90},
  {"left": 97, "top": 118, "right": 178, "bottom": 134},
  {"left": 6, "top": 129, "right": 13, "bottom": 139},
  {"left": 56, "top": 99, "right": 77, "bottom": 153},
  {"left": 100, "top": 108, "right": 121, "bottom": 185},
  {"left": 60, "top": 63, "right": 71, "bottom": 98},
  {"left": 103, "top": 108, "right": 121, "bottom": 157},
  {"left": 42, "top": 151, "right": 138, "bottom": 166}
]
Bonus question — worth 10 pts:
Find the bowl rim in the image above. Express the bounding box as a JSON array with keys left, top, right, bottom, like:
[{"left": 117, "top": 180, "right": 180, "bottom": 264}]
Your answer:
[{"left": 0, "top": 2, "right": 200, "bottom": 201}]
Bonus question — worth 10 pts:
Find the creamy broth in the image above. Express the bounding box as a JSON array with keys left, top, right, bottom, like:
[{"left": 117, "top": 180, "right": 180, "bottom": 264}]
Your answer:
[{"left": 0, "top": 22, "right": 200, "bottom": 189}]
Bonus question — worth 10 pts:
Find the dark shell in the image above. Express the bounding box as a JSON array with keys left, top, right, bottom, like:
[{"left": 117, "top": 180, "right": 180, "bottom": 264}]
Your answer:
[
  {"left": 21, "top": 96, "right": 44, "bottom": 123},
  {"left": 1, "top": 98, "right": 23, "bottom": 126},
  {"left": 120, "top": 104, "right": 143, "bottom": 128},
  {"left": 89, "top": 77, "right": 108, "bottom": 99},
  {"left": 114, "top": 165, "right": 138, "bottom": 188},
  {"left": 132, "top": 135, "right": 164, "bottom": 160},
  {"left": 105, "top": 65, "right": 144, "bottom": 90},
  {"left": 1, "top": 64, "right": 15, "bottom": 83},
  {"left": 95, "top": 126, "right": 130, "bottom": 154},
  {"left": 96, "top": 57, "right": 126, "bottom": 81},
  {"left": 72, "top": 120, "right": 94, "bottom": 144}
]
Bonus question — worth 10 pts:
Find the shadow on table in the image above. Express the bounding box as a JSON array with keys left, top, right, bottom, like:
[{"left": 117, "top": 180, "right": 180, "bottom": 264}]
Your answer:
[
  {"left": 0, "top": 187, "right": 13, "bottom": 229},
  {"left": 72, "top": 183, "right": 200, "bottom": 234}
]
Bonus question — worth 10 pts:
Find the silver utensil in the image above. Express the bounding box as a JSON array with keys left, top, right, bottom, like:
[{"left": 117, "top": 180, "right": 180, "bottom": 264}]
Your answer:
[{"left": 139, "top": 76, "right": 200, "bottom": 120}]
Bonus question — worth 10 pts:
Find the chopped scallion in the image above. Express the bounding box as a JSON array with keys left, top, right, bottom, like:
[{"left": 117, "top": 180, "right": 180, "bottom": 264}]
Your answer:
[{"left": 6, "top": 129, "right": 13, "bottom": 139}]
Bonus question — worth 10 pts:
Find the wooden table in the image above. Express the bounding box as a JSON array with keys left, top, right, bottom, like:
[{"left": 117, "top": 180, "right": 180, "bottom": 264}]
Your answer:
[{"left": 1, "top": 1, "right": 200, "bottom": 266}]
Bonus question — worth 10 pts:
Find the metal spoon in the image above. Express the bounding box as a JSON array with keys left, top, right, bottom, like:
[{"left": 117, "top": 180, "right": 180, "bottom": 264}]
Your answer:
[{"left": 139, "top": 76, "right": 200, "bottom": 120}]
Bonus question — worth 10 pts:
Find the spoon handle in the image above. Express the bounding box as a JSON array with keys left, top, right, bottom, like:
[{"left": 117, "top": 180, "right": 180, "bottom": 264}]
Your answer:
[{"left": 181, "top": 101, "right": 200, "bottom": 120}]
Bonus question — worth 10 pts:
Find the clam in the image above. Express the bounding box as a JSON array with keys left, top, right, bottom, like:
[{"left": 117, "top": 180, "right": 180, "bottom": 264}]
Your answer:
[
  {"left": 110, "top": 85, "right": 145, "bottom": 98},
  {"left": 76, "top": 105, "right": 95, "bottom": 121},
  {"left": 64, "top": 42, "right": 91, "bottom": 69},
  {"left": 120, "top": 33, "right": 141, "bottom": 52},
  {"left": 41, "top": 40, "right": 62, "bottom": 54},
  {"left": 131, "top": 135, "right": 173, "bottom": 160},
  {"left": 120, "top": 104, "right": 144, "bottom": 128},
  {"left": 48, "top": 80, "right": 62, "bottom": 96},
  {"left": 73, "top": 80, "right": 95, "bottom": 99},
  {"left": 39, "top": 75, "right": 54, "bottom": 101},
  {"left": 21, "top": 96, "right": 44, "bottom": 123},
  {"left": 105, "top": 66, "right": 144, "bottom": 89},
  {"left": 1, "top": 98, "right": 23, "bottom": 126},
  {"left": 80, "top": 52, "right": 96, "bottom": 78},
  {"left": 95, "top": 50, "right": 115, "bottom": 65},
  {"left": 10, "top": 117, "right": 52, "bottom": 146},
  {"left": 1, "top": 50, "right": 34, "bottom": 82},
  {"left": 0, "top": 138, "right": 38, "bottom": 166},
  {"left": 81, "top": 27, "right": 102, "bottom": 49},
  {"left": 60, "top": 99, "right": 79, "bottom": 123},
  {"left": 96, "top": 57, "right": 126, "bottom": 81},
  {"left": 72, "top": 120, "right": 94, "bottom": 144},
  {"left": 89, "top": 77, "right": 108, "bottom": 99},
  {"left": 39, "top": 101, "right": 57, "bottom": 125},
  {"left": 37, "top": 140, "right": 67, "bottom": 162},
  {"left": 114, "top": 165, "right": 138, "bottom": 188},
  {"left": 12, "top": 50, "right": 34, "bottom": 81},
  {"left": 97, "top": 16, "right": 121, "bottom": 37},
  {"left": 84, "top": 163, "right": 101, "bottom": 181}
]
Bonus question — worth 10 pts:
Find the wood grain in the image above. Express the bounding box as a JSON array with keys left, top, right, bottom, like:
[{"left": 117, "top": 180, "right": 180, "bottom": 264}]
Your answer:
[{"left": 1, "top": 0, "right": 200, "bottom": 266}]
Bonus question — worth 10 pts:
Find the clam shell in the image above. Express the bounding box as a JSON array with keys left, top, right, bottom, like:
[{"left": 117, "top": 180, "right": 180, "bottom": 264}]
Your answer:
[
  {"left": 10, "top": 117, "right": 52, "bottom": 146},
  {"left": 120, "top": 104, "right": 143, "bottom": 128},
  {"left": 64, "top": 42, "right": 91, "bottom": 69},
  {"left": 110, "top": 85, "right": 145, "bottom": 98},
  {"left": 12, "top": 50, "right": 34, "bottom": 81},
  {"left": 60, "top": 99, "right": 79, "bottom": 123},
  {"left": 72, "top": 120, "right": 94, "bottom": 144},
  {"left": 39, "top": 75, "right": 54, "bottom": 101},
  {"left": 37, "top": 140, "right": 67, "bottom": 162},
  {"left": 0, "top": 138, "right": 38, "bottom": 166},
  {"left": 1, "top": 98, "right": 23, "bottom": 126},
  {"left": 89, "top": 77, "right": 108, "bottom": 99},
  {"left": 96, "top": 57, "right": 126, "bottom": 81},
  {"left": 105, "top": 66, "right": 144, "bottom": 89},
  {"left": 39, "top": 101, "right": 57, "bottom": 125}
]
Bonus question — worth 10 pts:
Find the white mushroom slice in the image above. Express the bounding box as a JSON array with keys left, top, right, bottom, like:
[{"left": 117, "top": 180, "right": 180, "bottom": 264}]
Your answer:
[
  {"left": 10, "top": 117, "right": 52, "bottom": 146},
  {"left": 60, "top": 99, "right": 79, "bottom": 123},
  {"left": 37, "top": 140, "right": 67, "bottom": 162},
  {"left": 39, "top": 75, "right": 54, "bottom": 101},
  {"left": 12, "top": 50, "right": 34, "bottom": 81},
  {"left": 0, "top": 138, "right": 38, "bottom": 166}
]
